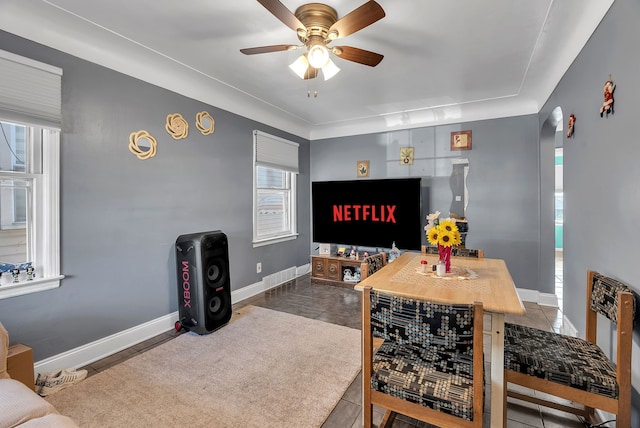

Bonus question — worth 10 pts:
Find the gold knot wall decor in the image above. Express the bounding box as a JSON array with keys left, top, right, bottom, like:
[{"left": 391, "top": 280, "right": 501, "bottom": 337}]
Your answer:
[
  {"left": 165, "top": 113, "right": 189, "bottom": 139},
  {"left": 128, "top": 130, "right": 157, "bottom": 160},
  {"left": 196, "top": 111, "right": 215, "bottom": 135}
]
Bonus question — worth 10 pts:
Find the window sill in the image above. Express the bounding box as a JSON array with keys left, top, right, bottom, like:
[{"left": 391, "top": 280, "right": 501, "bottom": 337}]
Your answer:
[
  {"left": 253, "top": 233, "right": 298, "bottom": 248},
  {"left": 0, "top": 275, "right": 65, "bottom": 299}
]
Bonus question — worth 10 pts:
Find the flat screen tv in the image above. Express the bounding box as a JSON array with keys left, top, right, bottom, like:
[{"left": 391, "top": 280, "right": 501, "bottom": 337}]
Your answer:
[{"left": 312, "top": 178, "right": 422, "bottom": 250}]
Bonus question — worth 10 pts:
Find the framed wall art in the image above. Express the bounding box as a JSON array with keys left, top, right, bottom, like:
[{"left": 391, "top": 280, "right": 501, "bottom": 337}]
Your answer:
[
  {"left": 357, "top": 160, "right": 369, "bottom": 177},
  {"left": 451, "top": 130, "right": 472, "bottom": 151},
  {"left": 400, "top": 147, "right": 414, "bottom": 165}
]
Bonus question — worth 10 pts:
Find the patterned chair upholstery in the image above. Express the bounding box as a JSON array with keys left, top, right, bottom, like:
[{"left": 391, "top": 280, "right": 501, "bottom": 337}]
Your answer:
[
  {"left": 359, "top": 253, "right": 387, "bottom": 281},
  {"left": 362, "top": 287, "right": 484, "bottom": 428},
  {"left": 504, "top": 271, "right": 636, "bottom": 427},
  {"left": 422, "top": 245, "right": 483, "bottom": 258}
]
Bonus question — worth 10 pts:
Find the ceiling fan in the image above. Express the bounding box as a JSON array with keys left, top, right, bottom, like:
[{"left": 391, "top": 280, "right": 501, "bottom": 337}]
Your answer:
[{"left": 240, "top": 0, "right": 385, "bottom": 81}]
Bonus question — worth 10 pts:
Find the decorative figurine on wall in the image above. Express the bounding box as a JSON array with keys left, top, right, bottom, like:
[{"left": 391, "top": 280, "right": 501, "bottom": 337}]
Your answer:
[
  {"left": 600, "top": 76, "right": 616, "bottom": 117},
  {"left": 566, "top": 114, "right": 576, "bottom": 139}
]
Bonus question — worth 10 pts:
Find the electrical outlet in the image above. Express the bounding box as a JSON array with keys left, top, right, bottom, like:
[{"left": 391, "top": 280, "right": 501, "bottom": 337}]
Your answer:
[{"left": 256, "top": 262, "right": 262, "bottom": 273}]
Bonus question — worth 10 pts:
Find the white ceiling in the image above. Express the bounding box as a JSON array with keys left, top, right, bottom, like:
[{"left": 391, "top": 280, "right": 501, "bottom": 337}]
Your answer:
[{"left": 0, "top": 0, "right": 613, "bottom": 140}]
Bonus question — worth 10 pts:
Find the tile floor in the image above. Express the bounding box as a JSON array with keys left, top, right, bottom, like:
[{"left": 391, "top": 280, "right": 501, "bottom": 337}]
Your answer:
[{"left": 79, "top": 272, "right": 595, "bottom": 428}]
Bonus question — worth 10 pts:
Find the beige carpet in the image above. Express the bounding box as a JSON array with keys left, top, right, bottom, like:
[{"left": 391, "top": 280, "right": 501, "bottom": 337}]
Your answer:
[{"left": 46, "top": 306, "right": 362, "bottom": 427}]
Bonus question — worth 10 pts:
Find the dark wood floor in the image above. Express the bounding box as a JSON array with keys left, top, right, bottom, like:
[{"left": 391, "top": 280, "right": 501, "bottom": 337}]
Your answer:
[{"left": 80, "top": 273, "right": 590, "bottom": 428}]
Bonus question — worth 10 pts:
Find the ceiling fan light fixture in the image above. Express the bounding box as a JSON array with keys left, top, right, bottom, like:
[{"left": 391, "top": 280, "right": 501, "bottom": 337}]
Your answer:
[
  {"left": 321, "top": 58, "right": 340, "bottom": 81},
  {"left": 307, "top": 43, "right": 330, "bottom": 69},
  {"left": 289, "top": 55, "right": 310, "bottom": 79}
]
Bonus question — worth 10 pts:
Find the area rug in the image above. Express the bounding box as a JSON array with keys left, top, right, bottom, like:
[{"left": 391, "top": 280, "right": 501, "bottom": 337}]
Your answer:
[{"left": 45, "top": 306, "right": 362, "bottom": 427}]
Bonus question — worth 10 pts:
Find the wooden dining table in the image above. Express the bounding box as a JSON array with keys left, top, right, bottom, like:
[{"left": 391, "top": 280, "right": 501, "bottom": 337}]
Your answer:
[{"left": 355, "top": 251, "right": 526, "bottom": 428}]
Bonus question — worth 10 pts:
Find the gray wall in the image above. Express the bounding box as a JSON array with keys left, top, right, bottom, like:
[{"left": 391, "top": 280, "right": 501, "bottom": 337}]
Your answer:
[
  {"left": 539, "top": 0, "right": 640, "bottom": 422},
  {"left": 310, "top": 116, "right": 545, "bottom": 293},
  {"left": 3, "top": 0, "right": 639, "bottom": 417},
  {"left": 0, "top": 31, "right": 311, "bottom": 360}
]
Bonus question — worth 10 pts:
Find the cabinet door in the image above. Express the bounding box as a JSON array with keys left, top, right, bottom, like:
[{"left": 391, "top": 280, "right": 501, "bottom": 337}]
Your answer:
[
  {"left": 327, "top": 259, "right": 341, "bottom": 281},
  {"left": 312, "top": 257, "right": 327, "bottom": 278}
]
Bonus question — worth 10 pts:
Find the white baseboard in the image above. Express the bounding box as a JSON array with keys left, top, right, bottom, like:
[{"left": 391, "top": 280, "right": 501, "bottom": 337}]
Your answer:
[
  {"left": 230, "top": 279, "right": 267, "bottom": 303},
  {"left": 560, "top": 315, "right": 578, "bottom": 337},
  {"left": 34, "top": 312, "right": 179, "bottom": 375},
  {"left": 37, "top": 269, "right": 557, "bottom": 378},
  {"left": 34, "top": 264, "right": 312, "bottom": 377},
  {"left": 516, "top": 288, "right": 558, "bottom": 307},
  {"left": 229, "top": 264, "right": 310, "bottom": 303}
]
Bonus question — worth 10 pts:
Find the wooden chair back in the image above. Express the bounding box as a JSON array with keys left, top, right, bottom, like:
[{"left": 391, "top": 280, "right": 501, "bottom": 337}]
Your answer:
[
  {"left": 504, "top": 270, "right": 636, "bottom": 427},
  {"left": 362, "top": 286, "right": 484, "bottom": 428},
  {"left": 421, "top": 245, "right": 484, "bottom": 258},
  {"left": 359, "top": 253, "right": 387, "bottom": 281}
]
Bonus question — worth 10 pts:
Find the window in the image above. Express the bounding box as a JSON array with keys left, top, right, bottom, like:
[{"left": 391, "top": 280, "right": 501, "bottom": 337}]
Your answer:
[
  {"left": 0, "top": 49, "right": 62, "bottom": 299},
  {"left": 1, "top": 123, "right": 29, "bottom": 230},
  {"left": 253, "top": 131, "right": 298, "bottom": 246},
  {"left": 554, "top": 192, "right": 563, "bottom": 223}
]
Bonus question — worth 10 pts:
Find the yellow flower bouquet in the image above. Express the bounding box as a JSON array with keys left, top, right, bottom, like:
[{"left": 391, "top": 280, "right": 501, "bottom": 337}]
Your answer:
[{"left": 424, "top": 212, "right": 461, "bottom": 272}]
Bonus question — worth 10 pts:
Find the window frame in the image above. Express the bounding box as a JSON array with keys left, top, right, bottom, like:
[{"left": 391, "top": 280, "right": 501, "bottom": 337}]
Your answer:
[
  {"left": 252, "top": 131, "right": 298, "bottom": 247},
  {"left": 0, "top": 125, "right": 62, "bottom": 299}
]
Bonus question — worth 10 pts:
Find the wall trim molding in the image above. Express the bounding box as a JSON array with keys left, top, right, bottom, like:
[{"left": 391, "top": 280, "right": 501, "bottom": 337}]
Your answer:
[
  {"left": 35, "top": 265, "right": 559, "bottom": 377},
  {"left": 34, "top": 311, "right": 179, "bottom": 376},
  {"left": 515, "top": 288, "right": 558, "bottom": 307},
  {"left": 560, "top": 315, "right": 578, "bottom": 337},
  {"left": 34, "top": 264, "right": 312, "bottom": 376}
]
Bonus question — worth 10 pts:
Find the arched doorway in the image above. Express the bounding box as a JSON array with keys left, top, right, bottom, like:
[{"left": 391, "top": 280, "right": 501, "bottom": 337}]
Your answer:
[{"left": 540, "top": 106, "right": 564, "bottom": 309}]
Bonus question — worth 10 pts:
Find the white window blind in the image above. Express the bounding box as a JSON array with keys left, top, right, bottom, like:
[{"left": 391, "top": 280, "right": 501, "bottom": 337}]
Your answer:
[
  {"left": 254, "top": 130, "right": 299, "bottom": 173},
  {"left": 0, "top": 50, "right": 62, "bottom": 129}
]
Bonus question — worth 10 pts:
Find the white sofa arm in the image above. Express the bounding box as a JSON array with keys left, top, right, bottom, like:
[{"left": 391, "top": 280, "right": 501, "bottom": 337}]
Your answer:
[{"left": 0, "top": 322, "right": 9, "bottom": 379}]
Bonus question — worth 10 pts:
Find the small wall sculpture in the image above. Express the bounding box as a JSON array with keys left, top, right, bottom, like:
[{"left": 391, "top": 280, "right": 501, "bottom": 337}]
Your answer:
[
  {"left": 196, "top": 111, "right": 215, "bottom": 135},
  {"left": 165, "top": 113, "right": 189, "bottom": 139},
  {"left": 600, "top": 77, "right": 615, "bottom": 117},
  {"left": 128, "top": 130, "right": 158, "bottom": 160},
  {"left": 566, "top": 114, "right": 576, "bottom": 139}
]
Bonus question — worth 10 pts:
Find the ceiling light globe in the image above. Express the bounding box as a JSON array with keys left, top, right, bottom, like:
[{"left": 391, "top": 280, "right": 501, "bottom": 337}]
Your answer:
[
  {"left": 289, "top": 55, "right": 309, "bottom": 79},
  {"left": 321, "top": 59, "right": 340, "bottom": 81},
  {"left": 308, "top": 44, "right": 330, "bottom": 69}
]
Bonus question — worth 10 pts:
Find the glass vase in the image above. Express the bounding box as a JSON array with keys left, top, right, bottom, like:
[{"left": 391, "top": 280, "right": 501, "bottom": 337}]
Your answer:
[{"left": 438, "top": 245, "right": 452, "bottom": 273}]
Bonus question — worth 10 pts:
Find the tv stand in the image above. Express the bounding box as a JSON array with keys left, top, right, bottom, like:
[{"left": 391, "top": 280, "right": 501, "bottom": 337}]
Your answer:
[{"left": 311, "top": 255, "right": 364, "bottom": 287}]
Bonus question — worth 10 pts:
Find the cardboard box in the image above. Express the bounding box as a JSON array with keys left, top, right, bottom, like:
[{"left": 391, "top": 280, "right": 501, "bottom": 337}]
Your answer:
[{"left": 7, "top": 344, "right": 34, "bottom": 391}]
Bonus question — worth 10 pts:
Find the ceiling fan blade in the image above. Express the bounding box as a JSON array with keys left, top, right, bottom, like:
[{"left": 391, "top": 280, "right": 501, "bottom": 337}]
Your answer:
[
  {"left": 328, "top": 1, "right": 385, "bottom": 39},
  {"left": 257, "top": 0, "right": 306, "bottom": 32},
  {"left": 240, "top": 44, "right": 297, "bottom": 55},
  {"left": 333, "top": 46, "right": 383, "bottom": 67}
]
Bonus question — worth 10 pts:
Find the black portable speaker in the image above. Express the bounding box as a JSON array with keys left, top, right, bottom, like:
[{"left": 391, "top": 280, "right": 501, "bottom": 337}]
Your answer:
[{"left": 175, "top": 230, "right": 232, "bottom": 334}]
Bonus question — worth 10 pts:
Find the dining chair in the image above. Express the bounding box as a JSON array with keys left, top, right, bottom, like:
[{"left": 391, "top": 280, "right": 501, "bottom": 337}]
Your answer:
[
  {"left": 421, "top": 245, "right": 484, "bottom": 258},
  {"left": 504, "top": 270, "right": 636, "bottom": 427},
  {"left": 359, "top": 253, "right": 387, "bottom": 281},
  {"left": 362, "top": 286, "right": 484, "bottom": 428}
]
